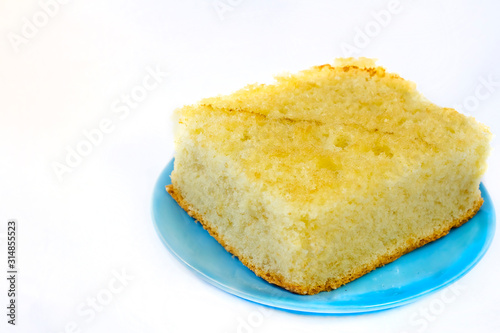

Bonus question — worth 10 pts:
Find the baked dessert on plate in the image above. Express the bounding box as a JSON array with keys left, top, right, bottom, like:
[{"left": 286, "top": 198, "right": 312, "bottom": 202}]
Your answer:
[{"left": 166, "top": 58, "right": 491, "bottom": 295}]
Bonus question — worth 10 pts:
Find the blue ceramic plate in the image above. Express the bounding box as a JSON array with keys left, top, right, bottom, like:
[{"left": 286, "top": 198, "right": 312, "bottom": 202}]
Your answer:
[{"left": 151, "top": 159, "right": 496, "bottom": 314}]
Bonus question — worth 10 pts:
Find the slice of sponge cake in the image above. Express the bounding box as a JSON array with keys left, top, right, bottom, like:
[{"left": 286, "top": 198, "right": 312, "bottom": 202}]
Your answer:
[{"left": 167, "top": 58, "right": 491, "bottom": 295}]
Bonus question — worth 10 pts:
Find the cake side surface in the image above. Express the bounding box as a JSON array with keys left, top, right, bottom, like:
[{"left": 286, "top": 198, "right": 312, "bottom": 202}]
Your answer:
[{"left": 166, "top": 184, "right": 482, "bottom": 295}]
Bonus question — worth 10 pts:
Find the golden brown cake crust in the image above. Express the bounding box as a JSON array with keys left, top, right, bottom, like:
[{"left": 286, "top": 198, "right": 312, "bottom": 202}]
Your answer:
[{"left": 165, "top": 184, "right": 483, "bottom": 295}]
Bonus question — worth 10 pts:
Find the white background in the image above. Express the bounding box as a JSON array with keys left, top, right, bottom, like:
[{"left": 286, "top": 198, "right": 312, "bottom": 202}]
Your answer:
[{"left": 1, "top": 0, "right": 499, "bottom": 332}]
